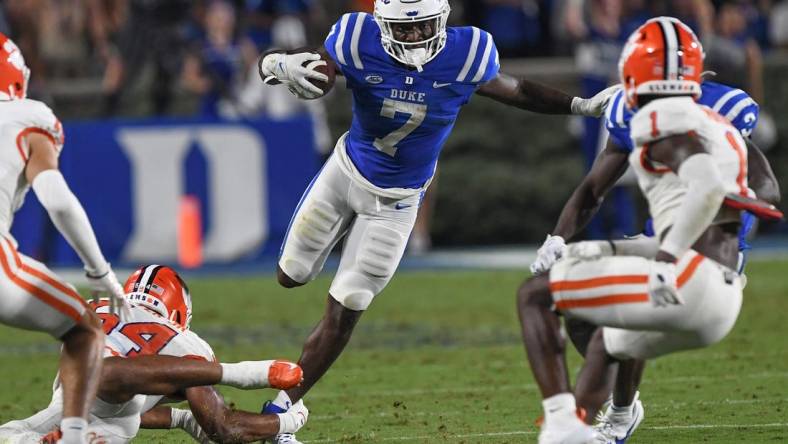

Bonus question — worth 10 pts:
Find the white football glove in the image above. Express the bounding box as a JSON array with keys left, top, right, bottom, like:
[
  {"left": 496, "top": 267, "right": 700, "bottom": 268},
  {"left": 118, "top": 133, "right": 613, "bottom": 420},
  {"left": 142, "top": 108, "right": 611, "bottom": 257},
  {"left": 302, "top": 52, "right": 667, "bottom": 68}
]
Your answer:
[
  {"left": 277, "top": 400, "right": 309, "bottom": 434},
  {"left": 571, "top": 84, "right": 621, "bottom": 117},
  {"left": 530, "top": 235, "right": 567, "bottom": 275},
  {"left": 260, "top": 52, "right": 328, "bottom": 99},
  {"left": 648, "top": 261, "right": 684, "bottom": 307},
  {"left": 85, "top": 264, "right": 130, "bottom": 320},
  {"left": 170, "top": 408, "right": 213, "bottom": 444}
]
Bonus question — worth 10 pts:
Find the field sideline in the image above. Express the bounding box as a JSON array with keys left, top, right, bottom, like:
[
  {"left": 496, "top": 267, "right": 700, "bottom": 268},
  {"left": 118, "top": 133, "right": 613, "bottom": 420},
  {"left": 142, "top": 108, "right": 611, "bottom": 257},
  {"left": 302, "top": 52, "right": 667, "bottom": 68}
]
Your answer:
[{"left": 0, "top": 260, "right": 786, "bottom": 443}]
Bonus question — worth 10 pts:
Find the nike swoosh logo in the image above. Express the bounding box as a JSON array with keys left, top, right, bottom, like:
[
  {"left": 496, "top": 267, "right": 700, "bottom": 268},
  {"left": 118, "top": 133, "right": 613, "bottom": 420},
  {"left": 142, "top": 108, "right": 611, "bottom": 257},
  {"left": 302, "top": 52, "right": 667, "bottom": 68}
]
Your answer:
[
  {"left": 433, "top": 81, "right": 451, "bottom": 88},
  {"left": 395, "top": 203, "right": 412, "bottom": 210}
]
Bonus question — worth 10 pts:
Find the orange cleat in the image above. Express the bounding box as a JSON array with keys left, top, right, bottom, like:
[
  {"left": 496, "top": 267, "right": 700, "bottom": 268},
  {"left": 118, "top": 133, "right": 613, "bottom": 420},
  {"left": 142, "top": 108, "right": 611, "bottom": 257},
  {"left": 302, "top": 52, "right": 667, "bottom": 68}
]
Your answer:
[{"left": 268, "top": 360, "right": 304, "bottom": 390}]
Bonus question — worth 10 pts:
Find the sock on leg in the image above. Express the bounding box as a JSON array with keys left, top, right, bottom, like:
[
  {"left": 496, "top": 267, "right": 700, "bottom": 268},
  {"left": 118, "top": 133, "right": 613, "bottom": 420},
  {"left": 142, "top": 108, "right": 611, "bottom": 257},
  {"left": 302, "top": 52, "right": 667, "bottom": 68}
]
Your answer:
[
  {"left": 542, "top": 393, "right": 578, "bottom": 424},
  {"left": 273, "top": 390, "right": 293, "bottom": 410},
  {"left": 59, "top": 417, "right": 87, "bottom": 444}
]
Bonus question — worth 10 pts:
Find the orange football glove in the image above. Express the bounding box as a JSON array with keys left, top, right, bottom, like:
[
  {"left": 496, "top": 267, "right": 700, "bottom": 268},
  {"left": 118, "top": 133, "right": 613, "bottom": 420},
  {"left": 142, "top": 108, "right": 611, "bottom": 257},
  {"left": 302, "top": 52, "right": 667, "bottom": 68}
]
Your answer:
[{"left": 268, "top": 360, "right": 303, "bottom": 390}]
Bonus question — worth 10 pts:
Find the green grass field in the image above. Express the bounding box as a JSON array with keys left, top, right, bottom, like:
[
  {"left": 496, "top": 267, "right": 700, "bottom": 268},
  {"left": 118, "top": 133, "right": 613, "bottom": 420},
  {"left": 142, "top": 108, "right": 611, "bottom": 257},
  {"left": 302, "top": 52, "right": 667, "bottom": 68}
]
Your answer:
[{"left": 1, "top": 260, "right": 787, "bottom": 443}]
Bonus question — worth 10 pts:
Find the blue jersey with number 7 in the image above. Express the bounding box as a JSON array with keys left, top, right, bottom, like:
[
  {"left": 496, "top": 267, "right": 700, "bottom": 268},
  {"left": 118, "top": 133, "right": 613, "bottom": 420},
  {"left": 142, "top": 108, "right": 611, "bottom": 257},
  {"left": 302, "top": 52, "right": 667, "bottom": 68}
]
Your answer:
[{"left": 324, "top": 12, "right": 500, "bottom": 189}]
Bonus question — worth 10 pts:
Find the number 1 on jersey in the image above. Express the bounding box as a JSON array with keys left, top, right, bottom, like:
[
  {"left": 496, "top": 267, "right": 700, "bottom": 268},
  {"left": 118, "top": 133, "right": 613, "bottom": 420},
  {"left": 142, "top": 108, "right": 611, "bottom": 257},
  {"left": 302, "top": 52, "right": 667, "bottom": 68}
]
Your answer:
[{"left": 374, "top": 99, "right": 427, "bottom": 156}]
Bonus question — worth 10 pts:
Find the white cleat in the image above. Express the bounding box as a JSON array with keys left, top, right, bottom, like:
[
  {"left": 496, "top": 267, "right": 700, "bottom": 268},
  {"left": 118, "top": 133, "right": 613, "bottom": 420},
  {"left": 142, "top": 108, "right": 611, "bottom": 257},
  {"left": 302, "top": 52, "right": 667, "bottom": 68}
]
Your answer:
[
  {"left": 539, "top": 415, "right": 598, "bottom": 444},
  {"left": 593, "top": 392, "right": 645, "bottom": 444},
  {"left": 272, "top": 433, "right": 302, "bottom": 444}
]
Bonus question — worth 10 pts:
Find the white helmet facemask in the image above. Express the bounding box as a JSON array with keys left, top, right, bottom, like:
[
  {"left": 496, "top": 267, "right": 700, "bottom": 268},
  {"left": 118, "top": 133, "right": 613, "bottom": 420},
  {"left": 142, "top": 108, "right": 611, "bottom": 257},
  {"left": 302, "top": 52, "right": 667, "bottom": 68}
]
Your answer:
[{"left": 374, "top": 0, "right": 451, "bottom": 72}]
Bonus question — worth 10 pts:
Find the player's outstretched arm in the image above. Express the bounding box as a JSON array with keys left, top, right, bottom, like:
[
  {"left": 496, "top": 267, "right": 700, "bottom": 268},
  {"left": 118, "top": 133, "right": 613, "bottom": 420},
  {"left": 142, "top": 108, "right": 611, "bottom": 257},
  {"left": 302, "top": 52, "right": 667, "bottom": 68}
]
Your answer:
[
  {"left": 529, "top": 139, "right": 630, "bottom": 275},
  {"left": 552, "top": 139, "right": 631, "bottom": 240},
  {"left": 98, "top": 356, "right": 303, "bottom": 404},
  {"left": 25, "top": 132, "right": 128, "bottom": 315},
  {"left": 746, "top": 138, "right": 781, "bottom": 206},
  {"left": 184, "top": 386, "right": 308, "bottom": 443},
  {"left": 475, "top": 73, "right": 618, "bottom": 117}
]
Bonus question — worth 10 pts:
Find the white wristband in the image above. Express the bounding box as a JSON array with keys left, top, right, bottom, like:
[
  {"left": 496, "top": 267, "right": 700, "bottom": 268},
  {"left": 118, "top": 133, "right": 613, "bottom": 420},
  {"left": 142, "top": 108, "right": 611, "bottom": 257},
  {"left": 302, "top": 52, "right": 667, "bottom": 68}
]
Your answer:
[
  {"left": 219, "top": 360, "right": 274, "bottom": 389},
  {"left": 570, "top": 96, "right": 583, "bottom": 114}
]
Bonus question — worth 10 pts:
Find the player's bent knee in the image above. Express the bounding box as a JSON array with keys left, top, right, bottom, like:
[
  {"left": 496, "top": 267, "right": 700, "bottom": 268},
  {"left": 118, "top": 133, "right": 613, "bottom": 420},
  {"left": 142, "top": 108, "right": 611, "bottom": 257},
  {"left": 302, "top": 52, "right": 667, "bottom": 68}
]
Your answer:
[
  {"left": 277, "top": 265, "right": 305, "bottom": 288},
  {"left": 61, "top": 310, "right": 103, "bottom": 343},
  {"left": 565, "top": 318, "right": 598, "bottom": 357},
  {"left": 516, "top": 275, "right": 551, "bottom": 310},
  {"left": 330, "top": 288, "right": 373, "bottom": 312}
]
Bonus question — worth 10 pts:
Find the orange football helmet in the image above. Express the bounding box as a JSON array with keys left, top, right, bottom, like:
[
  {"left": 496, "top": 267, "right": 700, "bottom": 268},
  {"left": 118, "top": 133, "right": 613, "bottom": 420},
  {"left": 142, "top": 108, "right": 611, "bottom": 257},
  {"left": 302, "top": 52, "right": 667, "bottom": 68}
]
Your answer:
[
  {"left": 0, "top": 33, "right": 29, "bottom": 100},
  {"left": 619, "top": 17, "right": 703, "bottom": 109},
  {"left": 124, "top": 265, "right": 193, "bottom": 329}
]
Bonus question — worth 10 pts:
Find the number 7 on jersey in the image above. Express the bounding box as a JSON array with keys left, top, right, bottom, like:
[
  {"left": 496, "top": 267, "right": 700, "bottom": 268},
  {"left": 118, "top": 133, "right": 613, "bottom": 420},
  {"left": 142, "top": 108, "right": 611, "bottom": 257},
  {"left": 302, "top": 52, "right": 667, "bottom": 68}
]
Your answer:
[{"left": 373, "top": 99, "right": 427, "bottom": 156}]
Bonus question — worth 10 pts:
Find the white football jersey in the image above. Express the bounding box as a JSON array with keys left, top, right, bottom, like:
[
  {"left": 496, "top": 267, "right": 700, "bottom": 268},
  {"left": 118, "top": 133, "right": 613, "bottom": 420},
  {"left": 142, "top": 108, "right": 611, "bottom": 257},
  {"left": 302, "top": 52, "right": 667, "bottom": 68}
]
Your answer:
[
  {"left": 94, "top": 301, "right": 214, "bottom": 361},
  {"left": 54, "top": 302, "right": 215, "bottom": 439},
  {"left": 0, "top": 99, "right": 63, "bottom": 238},
  {"left": 629, "top": 96, "right": 748, "bottom": 238}
]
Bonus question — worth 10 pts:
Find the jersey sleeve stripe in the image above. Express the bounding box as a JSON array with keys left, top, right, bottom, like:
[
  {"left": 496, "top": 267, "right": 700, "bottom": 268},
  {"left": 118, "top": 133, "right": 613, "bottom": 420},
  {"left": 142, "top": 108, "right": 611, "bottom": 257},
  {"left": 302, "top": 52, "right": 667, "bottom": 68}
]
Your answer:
[
  {"left": 471, "top": 32, "right": 494, "bottom": 82},
  {"left": 349, "top": 13, "right": 366, "bottom": 70},
  {"left": 334, "top": 14, "right": 351, "bottom": 66},
  {"left": 456, "top": 27, "right": 480, "bottom": 82},
  {"left": 724, "top": 97, "right": 756, "bottom": 122},
  {"left": 604, "top": 91, "right": 617, "bottom": 123},
  {"left": 712, "top": 88, "right": 745, "bottom": 112},
  {"left": 15, "top": 127, "right": 57, "bottom": 163}
]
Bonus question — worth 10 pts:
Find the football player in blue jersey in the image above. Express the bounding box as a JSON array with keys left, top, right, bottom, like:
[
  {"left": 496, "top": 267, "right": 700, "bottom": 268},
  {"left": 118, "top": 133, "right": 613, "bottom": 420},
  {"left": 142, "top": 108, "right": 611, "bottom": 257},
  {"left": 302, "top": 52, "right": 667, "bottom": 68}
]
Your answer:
[
  {"left": 529, "top": 77, "right": 780, "bottom": 443},
  {"left": 256, "top": 0, "right": 618, "bottom": 441}
]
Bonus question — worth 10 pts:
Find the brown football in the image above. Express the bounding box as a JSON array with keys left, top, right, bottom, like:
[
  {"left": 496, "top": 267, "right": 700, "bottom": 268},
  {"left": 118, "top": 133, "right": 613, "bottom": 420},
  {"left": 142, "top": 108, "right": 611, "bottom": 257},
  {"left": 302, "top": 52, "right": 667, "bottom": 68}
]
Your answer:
[{"left": 304, "top": 52, "right": 336, "bottom": 97}]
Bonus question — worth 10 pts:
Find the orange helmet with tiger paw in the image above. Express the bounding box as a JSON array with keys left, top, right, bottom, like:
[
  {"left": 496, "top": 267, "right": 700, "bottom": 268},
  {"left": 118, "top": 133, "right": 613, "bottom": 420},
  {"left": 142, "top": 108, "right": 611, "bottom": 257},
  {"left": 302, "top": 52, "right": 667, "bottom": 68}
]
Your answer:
[
  {"left": 0, "top": 33, "right": 29, "bottom": 100},
  {"left": 124, "top": 265, "right": 193, "bottom": 329},
  {"left": 619, "top": 17, "right": 704, "bottom": 109}
]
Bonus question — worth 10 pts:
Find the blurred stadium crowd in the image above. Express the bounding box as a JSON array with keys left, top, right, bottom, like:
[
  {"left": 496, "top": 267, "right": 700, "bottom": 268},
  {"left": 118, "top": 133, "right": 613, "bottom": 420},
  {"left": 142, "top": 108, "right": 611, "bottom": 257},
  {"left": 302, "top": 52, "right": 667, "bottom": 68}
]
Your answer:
[
  {"left": 1, "top": 0, "right": 786, "bottom": 119},
  {"left": 2, "top": 0, "right": 787, "bottom": 250}
]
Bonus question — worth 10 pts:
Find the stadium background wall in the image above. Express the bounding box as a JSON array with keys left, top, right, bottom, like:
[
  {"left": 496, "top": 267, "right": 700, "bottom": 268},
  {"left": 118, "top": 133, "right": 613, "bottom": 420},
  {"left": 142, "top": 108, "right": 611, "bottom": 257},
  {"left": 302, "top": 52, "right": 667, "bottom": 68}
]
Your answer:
[
  {"left": 324, "top": 57, "right": 788, "bottom": 245},
  {"left": 13, "top": 58, "right": 788, "bottom": 266}
]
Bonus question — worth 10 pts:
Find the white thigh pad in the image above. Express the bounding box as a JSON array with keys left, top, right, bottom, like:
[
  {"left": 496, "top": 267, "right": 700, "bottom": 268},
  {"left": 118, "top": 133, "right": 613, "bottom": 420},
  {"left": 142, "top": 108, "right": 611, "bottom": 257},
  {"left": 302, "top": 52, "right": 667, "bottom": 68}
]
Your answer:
[
  {"left": 294, "top": 200, "right": 342, "bottom": 252},
  {"left": 330, "top": 218, "right": 411, "bottom": 311},
  {"left": 358, "top": 224, "right": 404, "bottom": 278},
  {"left": 281, "top": 199, "right": 346, "bottom": 283}
]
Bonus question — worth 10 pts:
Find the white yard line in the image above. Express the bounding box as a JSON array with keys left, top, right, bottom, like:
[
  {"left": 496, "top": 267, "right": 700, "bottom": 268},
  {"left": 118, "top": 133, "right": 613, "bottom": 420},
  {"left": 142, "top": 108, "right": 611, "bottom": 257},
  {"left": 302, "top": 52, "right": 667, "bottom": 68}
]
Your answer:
[
  {"left": 308, "top": 371, "right": 788, "bottom": 399},
  {"left": 303, "top": 422, "right": 788, "bottom": 443},
  {"left": 309, "top": 397, "right": 788, "bottom": 421}
]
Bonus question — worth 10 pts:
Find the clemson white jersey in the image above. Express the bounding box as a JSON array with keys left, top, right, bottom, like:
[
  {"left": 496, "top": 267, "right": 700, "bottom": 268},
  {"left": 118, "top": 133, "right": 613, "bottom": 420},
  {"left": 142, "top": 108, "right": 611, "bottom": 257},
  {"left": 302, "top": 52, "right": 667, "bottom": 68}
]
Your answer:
[
  {"left": 0, "top": 302, "right": 215, "bottom": 443},
  {"left": 629, "top": 97, "right": 748, "bottom": 238},
  {"left": 0, "top": 99, "right": 63, "bottom": 237},
  {"left": 94, "top": 301, "right": 214, "bottom": 362},
  {"left": 92, "top": 301, "right": 214, "bottom": 427}
]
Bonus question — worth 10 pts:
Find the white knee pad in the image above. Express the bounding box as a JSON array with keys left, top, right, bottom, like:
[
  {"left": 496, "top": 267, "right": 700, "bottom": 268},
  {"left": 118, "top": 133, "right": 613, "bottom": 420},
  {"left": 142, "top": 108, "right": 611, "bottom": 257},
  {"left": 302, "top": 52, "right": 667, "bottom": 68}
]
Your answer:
[{"left": 330, "top": 272, "right": 376, "bottom": 311}]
